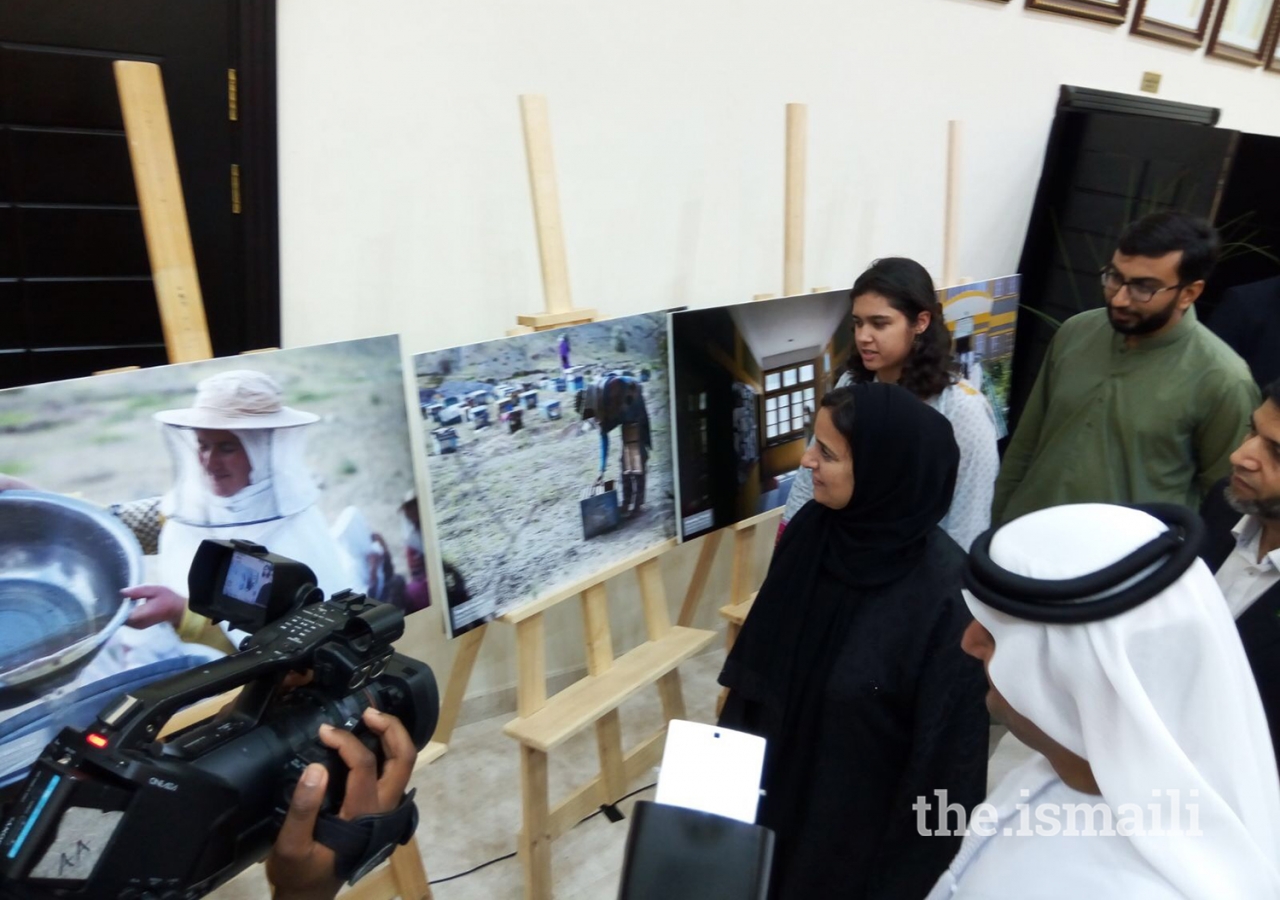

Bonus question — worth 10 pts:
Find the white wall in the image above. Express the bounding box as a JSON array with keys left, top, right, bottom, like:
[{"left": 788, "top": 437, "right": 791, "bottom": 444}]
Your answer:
[
  {"left": 277, "top": 0, "right": 1280, "bottom": 355},
  {"left": 276, "top": 0, "right": 1280, "bottom": 705}
]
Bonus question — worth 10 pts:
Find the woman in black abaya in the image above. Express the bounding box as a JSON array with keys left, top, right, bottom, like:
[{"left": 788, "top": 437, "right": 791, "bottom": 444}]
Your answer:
[{"left": 719, "top": 382, "right": 988, "bottom": 900}]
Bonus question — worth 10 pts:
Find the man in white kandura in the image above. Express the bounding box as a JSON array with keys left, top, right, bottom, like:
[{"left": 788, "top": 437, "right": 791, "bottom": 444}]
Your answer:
[{"left": 926, "top": 502, "right": 1280, "bottom": 898}]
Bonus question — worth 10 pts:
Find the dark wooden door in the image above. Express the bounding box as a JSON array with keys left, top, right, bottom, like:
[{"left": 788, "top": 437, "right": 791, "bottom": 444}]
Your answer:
[
  {"left": 0, "top": 0, "right": 277, "bottom": 388},
  {"left": 1207, "top": 131, "right": 1280, "bottom": 312},
  {"left": 1011, "top": 91, "right": 1236, "bottom": 428}
]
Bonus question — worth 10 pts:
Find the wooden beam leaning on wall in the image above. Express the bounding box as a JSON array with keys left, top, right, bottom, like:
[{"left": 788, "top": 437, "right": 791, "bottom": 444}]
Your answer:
[{"left": 114, "top": 59, "right": 432, "bottom": 900}]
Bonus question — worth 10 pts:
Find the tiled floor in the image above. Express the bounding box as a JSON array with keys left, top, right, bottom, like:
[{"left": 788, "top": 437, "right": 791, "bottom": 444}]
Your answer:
[{"left": 212, "top": 649, "right": 1031, "bottom": 900}]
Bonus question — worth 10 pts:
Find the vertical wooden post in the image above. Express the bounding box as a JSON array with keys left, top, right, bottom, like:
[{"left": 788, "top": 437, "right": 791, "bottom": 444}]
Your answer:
[
  {"left": 114, "top": 61, "right": 213, "bottom": 363},
  {"left": 717, "top": 519, "right": 765, "bottom": 717},
  {"left": 580, "top": 583, "right": 626, "bottom": 802},
  {"left": 520, "top": 94, "right": 573, "bottom": 315},
  {"left": 638, "top": 557, "right": 687, "bottom": 721},
  {"left": 636, "top": 558, "right": 672, "bottom": 640},
  {"left": 580, "top": 583, "right": 615, "bottom": 674},
  {"left": 516, "top": 615, "right": 548, "bottom": 718},
  {"left": 943, "top": 120, "right": 963, "bottom": 289},
  {"left": 727, "top": 524, "right": 756, "bottom": 610},
  {"left": 519, "top": 745, "right": 553, "bottom": 900},
  {"left": 783, "top": 103, "right": 808, "bottom": 298},
  {"left": 677, "top": 530, "right": 723, "bottom": 627}
]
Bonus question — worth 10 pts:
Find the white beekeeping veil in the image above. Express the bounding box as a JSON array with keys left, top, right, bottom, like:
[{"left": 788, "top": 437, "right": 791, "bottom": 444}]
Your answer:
[
  {"left": 154, "top": 370, "right": 321, "bottom": 527},
  {"left": 965, "top": 503, "right": 1280, "bottom": 899}
]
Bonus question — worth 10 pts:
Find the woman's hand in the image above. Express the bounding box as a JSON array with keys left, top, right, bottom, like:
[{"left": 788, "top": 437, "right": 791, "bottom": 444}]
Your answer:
[{"left": 121, "top": 584, "right": 188, "bottom": 628}]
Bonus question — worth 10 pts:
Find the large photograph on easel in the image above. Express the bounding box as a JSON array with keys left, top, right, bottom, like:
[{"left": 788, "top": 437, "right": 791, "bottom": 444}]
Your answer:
[
  {"left": 414, "top": 313, "right": 676, "bottom": 637},
  {"left": 0, "top": 335, "right": 421, "bottom": 785},
  {"left": 940, "top": 275, "right": 1021, "bottom": 439},
  {"left": 670, "top": 291, "right": 852, "bottom": 542}
]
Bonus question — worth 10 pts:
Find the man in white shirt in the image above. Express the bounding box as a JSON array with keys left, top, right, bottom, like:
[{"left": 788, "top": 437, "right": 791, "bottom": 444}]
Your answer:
[
  {"left": 926, "top": 503, "right": 1280, "bottom": 898},
  {"left": 1200, "top": 377, "right": 1280, "bottom": 765}
]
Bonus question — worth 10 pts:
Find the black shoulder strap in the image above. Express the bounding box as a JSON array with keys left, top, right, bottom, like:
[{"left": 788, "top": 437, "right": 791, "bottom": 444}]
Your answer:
[{"left": 311, "top": 789, "right": 420, "bottom": 885}]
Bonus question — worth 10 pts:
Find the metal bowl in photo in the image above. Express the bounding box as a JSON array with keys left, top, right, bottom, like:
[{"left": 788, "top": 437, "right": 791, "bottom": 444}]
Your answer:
[{"left": 0, "top": 490, "right": 143, "bottom": 689}]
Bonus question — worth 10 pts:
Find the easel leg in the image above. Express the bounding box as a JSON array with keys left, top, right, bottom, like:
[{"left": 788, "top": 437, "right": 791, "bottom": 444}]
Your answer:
[
  {"left": 728, "top": 525, "right": 755, "bottom": 609},
  {"left": 717, "top": 525, "right": 755, "bottom": 719},
  {"left": 595, "top": 710, "right": 628, "bottom": 802},
  {"left": 387, "top": 839, "right": 432, "bottom": 900},
  {"left": 656, "top": 669, "right": 688, "bottom": 723},
  {"left": 677, "top": 530, "right": 723, "bottom": 627},
  {"left": 432, "top": 624, "right": 487, "bottom": 745},
  {"left": 519, "top": 745, "right": 553, "bottom": 900},
  {"left": 715, "top": 624, "right": 739, "bottom": 718}
]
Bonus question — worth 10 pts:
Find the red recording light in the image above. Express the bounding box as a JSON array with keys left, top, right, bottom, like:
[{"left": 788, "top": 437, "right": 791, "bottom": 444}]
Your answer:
[{"left": 86, "top": 733, "right": 109, "bottom": 749}]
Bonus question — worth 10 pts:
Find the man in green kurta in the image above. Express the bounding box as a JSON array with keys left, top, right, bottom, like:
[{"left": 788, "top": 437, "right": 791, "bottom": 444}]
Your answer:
[{"left": 994, "top": 212, "right": 1259, "bottom": 525}]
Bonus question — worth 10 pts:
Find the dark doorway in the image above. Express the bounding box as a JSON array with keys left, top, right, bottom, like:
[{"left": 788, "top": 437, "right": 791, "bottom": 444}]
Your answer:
[
  {"left": 1205, "top": 131, "right": 1280, "bottom": 311},
  {"left": 0, "top": 0, "right": 278, "bottom": 388},
  {"left": 1010, "top": 87, "right": 1235, "bottom": 429}
]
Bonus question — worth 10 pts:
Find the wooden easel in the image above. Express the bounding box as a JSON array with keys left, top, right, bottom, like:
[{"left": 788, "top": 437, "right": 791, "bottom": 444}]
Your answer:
[
  {"left": 113, "top": 59, "right": 431, "bottom": 900},
  {"left": 412, "top": 94, "right": 715, "bottom": 899},
  {"left": 420, "top": 92, "right": 603, "bottom": 764},
  {"left": 679, "top": 103, "right": 822, "bottom": 661},
  {"left": 502, "top": 542, "right": 714, "bottom": 898}
]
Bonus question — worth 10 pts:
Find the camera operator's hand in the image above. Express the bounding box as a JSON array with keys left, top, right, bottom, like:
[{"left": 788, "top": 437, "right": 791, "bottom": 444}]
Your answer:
[
  {"left": 121, "top": 584, "right": 188, "bottom": 628},
  {"left": 266, "top": 707, "right": 418, "bottom": 900}
]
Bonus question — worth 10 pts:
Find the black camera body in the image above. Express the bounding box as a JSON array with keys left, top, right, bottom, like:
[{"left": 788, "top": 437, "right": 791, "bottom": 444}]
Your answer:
[{"left": 0, "top": 539, "right": 438, "bottom": 899}]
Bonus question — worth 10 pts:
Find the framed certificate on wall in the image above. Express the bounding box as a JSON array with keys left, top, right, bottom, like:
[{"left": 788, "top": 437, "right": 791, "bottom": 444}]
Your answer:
[
  {"left": 1271, "top": 13, "right": 1280, "bottom": 71},
  {"left": 1025, "top": 0, "right": 1130, "bottom": 25},
  {"left": 1209, "top": 0, "right": 1280, "bottom": 65},
  {"left": 1131, "top": 0, "right": 1215, "bottom": 45}
]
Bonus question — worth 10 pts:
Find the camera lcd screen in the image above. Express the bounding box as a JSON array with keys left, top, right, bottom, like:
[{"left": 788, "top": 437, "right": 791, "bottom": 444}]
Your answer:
[{"left": 223, "top": 553, "right": 275, "bottom": 607}]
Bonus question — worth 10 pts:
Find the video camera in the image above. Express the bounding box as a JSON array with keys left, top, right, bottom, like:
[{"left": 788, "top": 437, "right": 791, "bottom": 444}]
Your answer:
[{"left": 0, "top": 539, "right": 439, "bottom": 900}]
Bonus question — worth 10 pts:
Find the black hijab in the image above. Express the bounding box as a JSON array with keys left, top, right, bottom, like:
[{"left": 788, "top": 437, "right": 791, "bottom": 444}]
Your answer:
[{"left": 720, "top": 382, "right": 960, "bottom": 710}]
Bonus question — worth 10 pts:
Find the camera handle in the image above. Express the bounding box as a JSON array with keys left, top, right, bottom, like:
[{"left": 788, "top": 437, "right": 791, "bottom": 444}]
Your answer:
[{"left": 96, "top": 646, "right": 302, "bottom": 749}]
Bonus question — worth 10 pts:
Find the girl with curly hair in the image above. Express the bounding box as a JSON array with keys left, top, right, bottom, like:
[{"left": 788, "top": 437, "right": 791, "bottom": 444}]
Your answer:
[{"left": 781, "top": 257, "right": 999, "bottom": 549}]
